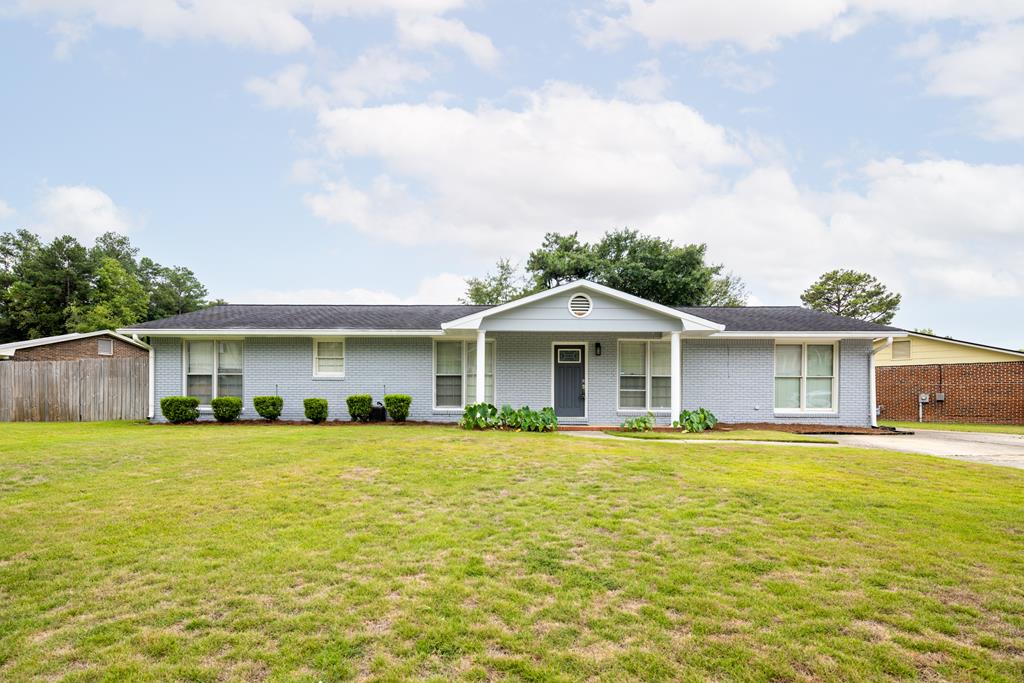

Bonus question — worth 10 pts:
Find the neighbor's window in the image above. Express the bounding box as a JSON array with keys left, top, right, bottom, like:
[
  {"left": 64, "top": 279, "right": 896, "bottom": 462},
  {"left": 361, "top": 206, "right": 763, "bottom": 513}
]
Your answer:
[
  {"left": 435, "top": 341, "right": 464, "bottom": 408},
  {"left": 465, "top": 341, "right": 495, "bottom": 404},
  {"left": 185, "top": 340, "right": 244, "bottom": 405},
  {"left": 618, "top": 340, "right": 674, "bottom": 411},
  {"left": 313, "top": 339, "right": 345, "bottom": 377},
  {"left": 97, "top": 338, "right": 113, "bottom": 356},
  {"left": 892, "top": 340, "right": 911, "bottom": 360},
  {"left": 774, "top": 343, "right": 836, "bottom": 411}
]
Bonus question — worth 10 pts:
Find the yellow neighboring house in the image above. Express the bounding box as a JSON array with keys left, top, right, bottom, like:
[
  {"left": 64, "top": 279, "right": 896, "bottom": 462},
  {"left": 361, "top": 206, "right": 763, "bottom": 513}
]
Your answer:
[
  {"left": 874, "top": 332, "right": 1024, "bottom": 366},
  {"left": 873, "top": 331, "right": 1024, "bottom": 425}
]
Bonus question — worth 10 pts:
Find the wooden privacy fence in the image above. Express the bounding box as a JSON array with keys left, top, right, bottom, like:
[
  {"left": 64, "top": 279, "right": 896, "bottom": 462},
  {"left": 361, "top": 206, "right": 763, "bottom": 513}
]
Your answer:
[{"left": 0, "top": 358, "right": 148, "bottom": 422}]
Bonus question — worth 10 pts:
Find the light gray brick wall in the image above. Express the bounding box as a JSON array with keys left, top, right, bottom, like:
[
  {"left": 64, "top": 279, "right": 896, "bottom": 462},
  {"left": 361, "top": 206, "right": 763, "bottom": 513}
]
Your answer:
[{"left": 150, "top": 334, "right": 873, "bottom": 426}]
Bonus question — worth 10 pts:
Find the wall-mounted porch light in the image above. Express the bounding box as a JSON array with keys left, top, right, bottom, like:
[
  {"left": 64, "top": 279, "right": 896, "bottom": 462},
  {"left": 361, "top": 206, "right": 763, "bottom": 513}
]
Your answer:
[{"left": 595, "top": 343, "right": 602, "bottom": 356}]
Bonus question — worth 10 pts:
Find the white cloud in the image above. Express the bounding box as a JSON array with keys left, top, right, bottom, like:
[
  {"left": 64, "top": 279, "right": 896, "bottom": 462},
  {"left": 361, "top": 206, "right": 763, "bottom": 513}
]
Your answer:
[
  {"left": 235, "top": 272, "right": 467, "bottom": 304},
  {"left": 307, "top": 82, "right": 748, "bottom": 248},
  {"left": 246, "top": 63, "right": 325, "bottom": 109},
  {"left": 298, "top": 83, "right": 1023, "bottom": 304},
  {"left": 0, "top": 199, "right": 14, "bottom": 221},
  {"left": 616, "top": 59, "right": 669, "bottom": 101},
  {"left": 13, "top": 0, "right": 479, "bottom": 54},
  {"left": 581, "top": 0, "right": 1024, "bottom": 52},
  {"left": 49, "top": 19, "right": 89, "bottom": 59},
  {"left": 34, "top": 185, "right": 132, "bottom": 240},
  {"left": 918, "top": 23, "right": 1024, "bottom": 140},
  {"left": 702, "top": 48, "right": 775, "bottom": 93},
  {"left": 395, "top": 14, "right": 499, "bottom": 68}
]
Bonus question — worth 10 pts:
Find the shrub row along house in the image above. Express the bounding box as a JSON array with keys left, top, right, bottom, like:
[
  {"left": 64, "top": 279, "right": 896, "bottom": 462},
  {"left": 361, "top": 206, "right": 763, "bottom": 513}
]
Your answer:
[{"left": 120, "top": 280, "right": 905, "bottom": 426}]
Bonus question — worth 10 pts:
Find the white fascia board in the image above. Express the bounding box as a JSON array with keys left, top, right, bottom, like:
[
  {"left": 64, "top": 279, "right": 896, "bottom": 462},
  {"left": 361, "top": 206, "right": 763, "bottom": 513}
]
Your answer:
[
  {"left": 441, "top": 279, "right": 725, "bottom": 332},
  {"left": 0, "top": 329, "right": 150, "bottom": 354},
  {"left": 117, "top": 328, "right": 445, "bottom": 337},
  {"left": 710, "top": 330, "right": 908, "bottom": 339}
]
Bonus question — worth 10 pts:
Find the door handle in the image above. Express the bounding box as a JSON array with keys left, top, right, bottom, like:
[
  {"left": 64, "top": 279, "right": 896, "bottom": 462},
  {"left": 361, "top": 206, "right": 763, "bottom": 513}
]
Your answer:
[{"left": 579, "top": 379, "right": 586, "bottom": 400}]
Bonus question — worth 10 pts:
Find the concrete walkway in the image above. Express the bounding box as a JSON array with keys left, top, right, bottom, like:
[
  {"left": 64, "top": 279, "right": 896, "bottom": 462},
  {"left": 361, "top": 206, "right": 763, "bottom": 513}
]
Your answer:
[{"left": 566, "top": 428, "right": 1024, "bottom": 470}]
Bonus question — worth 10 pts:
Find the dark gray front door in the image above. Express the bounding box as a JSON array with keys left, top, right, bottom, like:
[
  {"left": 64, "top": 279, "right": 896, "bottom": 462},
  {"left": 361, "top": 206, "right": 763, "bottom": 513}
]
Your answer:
[{"left": 553, "top": 345, "right": 586, "bottom": 418}]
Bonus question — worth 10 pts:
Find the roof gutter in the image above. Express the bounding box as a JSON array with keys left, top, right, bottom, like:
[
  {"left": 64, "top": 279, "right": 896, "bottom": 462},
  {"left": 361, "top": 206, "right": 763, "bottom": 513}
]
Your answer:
[
  {"left": 869, "top": 336, "right": 894, "bottom": 428},
  {"left": 117, "top": 328, "right": 446, "bottom": 337}
]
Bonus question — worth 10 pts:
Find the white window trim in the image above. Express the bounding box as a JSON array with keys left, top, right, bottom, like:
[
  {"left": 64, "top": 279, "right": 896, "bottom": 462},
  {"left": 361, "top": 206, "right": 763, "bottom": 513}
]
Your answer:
[
  {"left": 181, "top": 338, "right": 245, "bottom": 409},
  {"left": 616, "top": 339, "right": 673, "bottom": 414},
  {"left": 312, "top": 337, "right": 346, "bottom": 379},
  {"left": 432, "top": 338, "right": 496, "bottom": 411},
  {"left": 97, "top": 338, "right": 113, "bottom": 356},
  {"left": 773, "top": 340, "right": 839, "bottom": 415}
]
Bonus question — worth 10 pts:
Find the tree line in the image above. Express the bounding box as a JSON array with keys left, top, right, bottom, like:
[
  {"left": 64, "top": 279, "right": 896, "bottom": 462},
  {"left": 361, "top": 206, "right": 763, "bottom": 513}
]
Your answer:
[
  {"left": 0, "top": 230, "right": 219, "bottom": 343},
  {"left": 462, "top": 229, "right": 901, "bottom": 324}
]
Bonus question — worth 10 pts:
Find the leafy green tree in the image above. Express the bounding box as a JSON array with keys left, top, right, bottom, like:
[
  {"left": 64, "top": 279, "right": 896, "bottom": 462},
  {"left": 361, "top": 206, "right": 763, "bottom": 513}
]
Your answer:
[
  {"left": 6, "top": 235, "right": 93, "bottom": 338},
  {"left": 704, "top": 271, "right": 749, "bottom": 307},
  {"left": 0, "top": 230, "right": 42, "bottom": 341},
  {"left": 461, "top": 258, "right": 536, "bottom": 305},
  {"left": 68, "top": 257, "right": 149, "bottom": 332},
  {"left": 800, "top": 269, "right": 901, "bottom": 324},
  {"left": 913, "top": 327, "right": 935, "bottom": 335},
  {"left": 590, "top": 229, "right": 714, "bottom": 306},
  {"left": 525, "top": 232, "right": 597, "bottom": 289},
  {"left": 148, "top": 265, "right": 211, "bottom": 319}
]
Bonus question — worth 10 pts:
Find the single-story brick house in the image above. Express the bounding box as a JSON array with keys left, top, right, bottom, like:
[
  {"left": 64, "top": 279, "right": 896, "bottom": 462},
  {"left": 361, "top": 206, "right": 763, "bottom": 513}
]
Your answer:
[
  {"left": 0, "top": 330, "right": 150, "bottom": 362},
  {"left": 874, "top": 331, "right": 1024, "bottom": 425},
  {"left": 120, "top": 280, "right": 904, "bottom": 426}
]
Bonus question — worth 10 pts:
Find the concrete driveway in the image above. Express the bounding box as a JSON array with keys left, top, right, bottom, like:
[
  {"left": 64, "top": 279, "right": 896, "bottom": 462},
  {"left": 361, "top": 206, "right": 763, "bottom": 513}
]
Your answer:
[{"left": 835, "top": 429, "right": 1024, "bottom": 469}]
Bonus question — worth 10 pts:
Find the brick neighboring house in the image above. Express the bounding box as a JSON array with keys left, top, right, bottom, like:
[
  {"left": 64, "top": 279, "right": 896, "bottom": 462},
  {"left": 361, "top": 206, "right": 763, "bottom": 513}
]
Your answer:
[
  {"left": 874, "top": 332, "right": 1024, "bottom": 425},
  {"left": 0, "top": 330, "right": 150, "bottom": 362}
]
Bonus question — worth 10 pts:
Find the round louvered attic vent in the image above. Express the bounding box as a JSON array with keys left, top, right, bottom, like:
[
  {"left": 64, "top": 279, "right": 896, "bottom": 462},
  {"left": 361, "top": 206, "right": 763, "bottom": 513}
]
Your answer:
[{"left": 568, "top": 293, "right": 593, "bottom": 318}]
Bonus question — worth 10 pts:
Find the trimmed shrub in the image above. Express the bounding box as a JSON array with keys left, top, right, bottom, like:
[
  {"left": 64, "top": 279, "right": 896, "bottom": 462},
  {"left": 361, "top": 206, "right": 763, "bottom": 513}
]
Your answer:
[
  {"left": 304, "top": 398, "right": 329, "bottom": 424},
  {"left": 383, "top": 394, "right": 412, "bottom": 422},
  {"left": 621, "top": 412, "right": 656, "bottom": 432},
  {"left": 211, "top": 397, "right": 243, "bottom": 423},
  {"left": 160, "top": 396, "right": 199, "bottom": 424},
  {"left": 253, "top": 395, "right": 284, "bottom": 421},
  {"left": 346, "top": 394, "right": 373, "bottom": 422}
]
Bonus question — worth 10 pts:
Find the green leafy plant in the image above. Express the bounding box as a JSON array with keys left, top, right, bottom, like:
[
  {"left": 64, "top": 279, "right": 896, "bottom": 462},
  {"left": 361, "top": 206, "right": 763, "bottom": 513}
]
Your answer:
[
  {"left": 160, "top": 396, "right": 199, "bottom": 424},
  {"left": 210, "top": 397, "right": 242, "bottom": 423},
  {"left": 497, "top": 404, "right": 521, "bottom": 429},
  {"left": 620, "top": 411, "right": 656, "bottom": 432},
  {"left": 679, "top": 407, "right": 718, "bottom": 433},
  {"left": 253, "top": 396, "right": 284, "bottom": 421},
  {"left": 460, "top": 402, "right": 498, "bottom": 430},
  {"left": 345, "top": 394, "right": 373, "bottom": 422},
  {"left": 303, "top": 398, "right": 328, "bottom": 424},
  {"left": 383, "top": 394, "right": 412, "bottom": 422}
]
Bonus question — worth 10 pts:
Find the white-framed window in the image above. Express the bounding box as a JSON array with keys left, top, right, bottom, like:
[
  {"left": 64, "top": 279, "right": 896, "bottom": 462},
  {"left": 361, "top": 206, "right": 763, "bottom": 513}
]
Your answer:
[
  {"left": 183, "top": 340, "right": 244, "bottom": 405},
  {"left": 618, "top": 340, "right": 673, "bottom": 412},
  {"left": 433, "top": 339, "right": 496, "bottom": 409},
  {"left": 774, "top": 342, "right": 838, "bottom": 412},
  {"left": 97, "top": 338, "right": 113, "bottom": 356},
  {"left": 313, "top": 339, "right": 345, "bottom": 378}
]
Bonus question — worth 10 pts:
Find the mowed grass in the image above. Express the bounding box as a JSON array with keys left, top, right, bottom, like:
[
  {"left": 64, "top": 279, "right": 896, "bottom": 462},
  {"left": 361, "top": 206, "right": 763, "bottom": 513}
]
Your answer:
[
  {"left": 603, "top": 430, "right": 838, "bottom": 444},
  {"left": 1, "top": 423, "right": 1023, "bottom": 682},
  {"left": 881, "top": 421, "right": 1024, "bottom": 436}
]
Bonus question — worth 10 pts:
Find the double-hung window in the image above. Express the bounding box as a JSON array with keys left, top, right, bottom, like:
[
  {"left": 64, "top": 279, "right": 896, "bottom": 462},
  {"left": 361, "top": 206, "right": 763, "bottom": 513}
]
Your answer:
[
  {"left": 185, "top": 340, "right": 244, "bottom": 405},
  {"left": 434, "top": 340, "right": 495, "bottom": 409},
  {"left": 774, "top": 342, "right": 837, "bottom": 412},
  {"left": 618, "top": 340, "right": 672, "bottom": 411},
  {"left": 313, "top": 339, "right": 345, "bottom": 378}
]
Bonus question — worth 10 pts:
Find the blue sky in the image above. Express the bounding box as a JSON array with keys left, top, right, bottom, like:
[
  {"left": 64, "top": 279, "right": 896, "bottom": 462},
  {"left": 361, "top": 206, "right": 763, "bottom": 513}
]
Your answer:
[{"left": 0, "top": 1, "right": 1021, "bottom": 347}]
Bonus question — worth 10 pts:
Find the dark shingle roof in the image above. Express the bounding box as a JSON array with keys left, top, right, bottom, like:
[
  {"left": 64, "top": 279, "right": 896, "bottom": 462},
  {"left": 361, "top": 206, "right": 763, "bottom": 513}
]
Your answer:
[
  {"left": 678, "top": 306, "right": 899, "bottom": 332},
  {"left": 129, "top": 302, "right": 898, "bottom": 333},
  {"left": 129, "top": 304, "right": 491, "bottom": 330}
]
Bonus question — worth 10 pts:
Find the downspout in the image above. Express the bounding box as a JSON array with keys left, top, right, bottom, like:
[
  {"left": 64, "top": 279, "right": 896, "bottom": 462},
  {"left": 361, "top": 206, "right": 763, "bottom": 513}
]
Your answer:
[
  {"left": 869, "top": 336, "right": 893, "bottom": 428},
  {"left": 148, "top": 343, "right": 155, "bottom": 420}
]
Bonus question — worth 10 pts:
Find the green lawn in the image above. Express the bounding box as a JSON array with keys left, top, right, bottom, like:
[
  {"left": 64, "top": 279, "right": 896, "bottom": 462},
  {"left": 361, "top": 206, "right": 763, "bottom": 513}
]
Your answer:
[
  {"left": 603, "top": 429, "right": 838, "bottom": 444},
  {"left": 881, "top": 421, "right": 1024, "bottom": 435},
  {"left": 2, "top": 422, "right": 1023, "bottom": 681}
]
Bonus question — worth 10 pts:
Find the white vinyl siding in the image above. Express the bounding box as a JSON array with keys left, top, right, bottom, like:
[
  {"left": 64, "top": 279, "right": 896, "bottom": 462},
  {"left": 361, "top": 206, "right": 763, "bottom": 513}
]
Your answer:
[
  {"left": 774, "top": 342, "right": 838, "bottom": 412},
  {"left": 184, "top": 340, "right": 244, "bottom": 405}
]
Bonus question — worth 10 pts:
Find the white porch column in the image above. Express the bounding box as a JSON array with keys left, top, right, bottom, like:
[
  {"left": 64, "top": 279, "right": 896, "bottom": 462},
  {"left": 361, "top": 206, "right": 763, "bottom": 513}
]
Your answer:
[
  {"left": 670, "top": 331, "right": 681, "bottom": 420},
  {"left": 475, "top": 329, "right": 487, "bottom": 403}
]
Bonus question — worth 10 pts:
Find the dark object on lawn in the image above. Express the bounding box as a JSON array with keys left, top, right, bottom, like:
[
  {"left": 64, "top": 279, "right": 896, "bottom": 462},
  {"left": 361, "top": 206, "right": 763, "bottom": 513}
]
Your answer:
[{"left": 369, "top": 402, "right": 387, "bottom": 422}]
